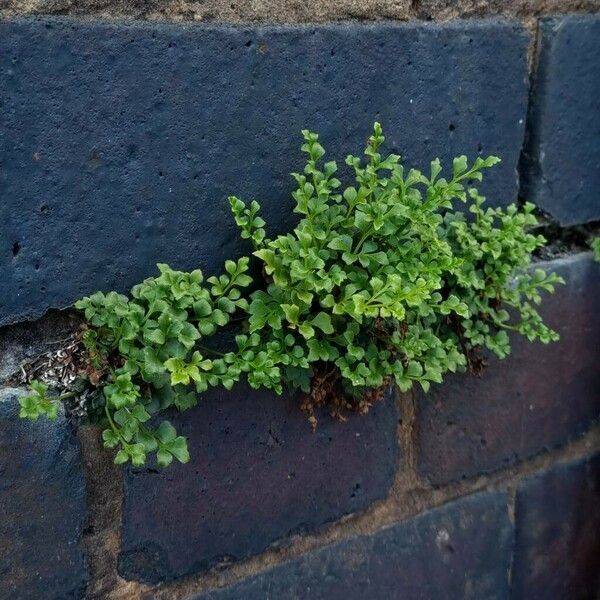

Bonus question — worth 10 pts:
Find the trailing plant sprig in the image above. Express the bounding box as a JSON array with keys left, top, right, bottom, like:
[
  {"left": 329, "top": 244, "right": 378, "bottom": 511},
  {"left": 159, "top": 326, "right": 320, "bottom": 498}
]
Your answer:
[{"left": 20, "top": 123, "right": 563, "bottom": 466}]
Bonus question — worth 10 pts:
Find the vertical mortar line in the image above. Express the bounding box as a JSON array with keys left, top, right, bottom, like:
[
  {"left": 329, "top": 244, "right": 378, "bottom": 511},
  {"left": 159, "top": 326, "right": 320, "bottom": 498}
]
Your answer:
[
  {"left": 409, "top": 0, "right": 420, "bottom": 20},
  {"left": 77, "top": 425, "right": 143, "bottom": 600},
  {"left": 505, "top": 480, "right": 519, "bottom": 596},
  {"left": 516, "top": 16, "right": 543, "bottom": 208},
  {"left": 395, "top": 386, "right": 420, "bottom": 489}
]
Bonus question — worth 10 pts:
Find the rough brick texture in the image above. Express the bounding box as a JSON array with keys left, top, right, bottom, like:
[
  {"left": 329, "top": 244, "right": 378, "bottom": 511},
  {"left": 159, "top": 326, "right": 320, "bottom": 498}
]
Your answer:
[
  {"left": 188, "top": 491, "right": 512, "bottom": 599},
  {"left": 120, "top": 384, "right": 397, "bottom": 583},
  {"left": 520, "top": 15, "right": 600, "bottom": 225},
  {"left": 0, "top": 389, "right": 88, "bottom": 599},
  {"left": 512, "top": 453, "right": 600, "bottom": 599},
  {"left": 0, "top": 18, "right": 529, "bottom": 326},
  {"left": 416, "top": 253, "right": 600, "bottom": 485},
  {"left": 2, "top": 0, "right": 598, "bottom": 22},
  {"left": 417, "top": 0, "right": 600, "bottom": 21},
  {"left": 0, "top": 0, "right": 414, "bottom": 22}
]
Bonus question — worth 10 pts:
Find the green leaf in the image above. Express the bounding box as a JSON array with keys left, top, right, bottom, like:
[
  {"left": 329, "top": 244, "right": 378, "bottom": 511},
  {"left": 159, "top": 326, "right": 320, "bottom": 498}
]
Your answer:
[
  {"left": 311, "top": 312, "right": 334, "bottom": 334},
  {"left": 298, "top": 322, "right": 315, "bottom": 339},
  {"left": 157, "top": 448, "right": 173, "bottom": 468},
  {"left": 143, "top": 347, "right": 166, "bottom": 376},
  {"left": 199, "top": 321, "right": 217, "bottom": 336},
  {"left": 157, "top": 421, "right": 177, "bottom": 444},
  {"left": 327, "top": 235, "right": 353, "bottom": 253},
  {"left": 136, "top": 430, "right": 158, "bottom": 452},
  {"left": 211, "top": 309, "right": 229, "bottom": 326},
  {"left": 174, "top": 390, "right": 198, "bottom": 411},
  {"left": 102, "top": 429, "right": 120, "bottom": 449},
  {"left": 129, "top": 443, "right": 147, "bottom": 466},
  {"left": 282, "top": 304, "right": 301, "bottom": 325},
  {"left": 114, "top": 450, "right": 129, "bottom": 465},
  {"left": 178, "top": 322, "right": 200, "bottom": 349},
  {"left": 453, "top": 155, "right": 468, "bottom": 177},
  {"left": 193, "top": 299, "right": 212, "bottom": 318},
  {"left": 143, "top": 327, "right": 166, "bottom": 346},
  {"left": 169, "top": 437, "right": 190, "bottom": 463}
]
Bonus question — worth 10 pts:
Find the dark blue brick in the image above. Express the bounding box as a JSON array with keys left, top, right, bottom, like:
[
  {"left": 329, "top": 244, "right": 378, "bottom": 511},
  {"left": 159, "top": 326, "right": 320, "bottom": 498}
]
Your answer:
[
  {"left": 0, "top": 389, "right": 88, "bottom": 599},
  {"left": 512, "top": 453, "right": 600, "bottom": 600},
  {"left": 416, "top": 253, "right": 600, "bottom": 485},
  {"left": 520, "top": 15, "right": 600, "bottom": 225},
  {"left": 186, "top": 491, "right": 512, "bottom": 600},
  {"left": 0, "top": 18, "right": 529, "bottom": 326},
  {"left": 119, "top": 384, "right": 397, "bottom": 584}
]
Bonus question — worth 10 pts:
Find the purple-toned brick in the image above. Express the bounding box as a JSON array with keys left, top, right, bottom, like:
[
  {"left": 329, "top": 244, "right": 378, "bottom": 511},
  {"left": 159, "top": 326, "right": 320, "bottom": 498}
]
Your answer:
[
  {"left": 186, "top": 490, "right": 512, "bottom": 600},
  {"left": 416, "top": 253, "right": 600, "bottom": 485},
  {"left": 119, "top": 384, "right": 398, "bottom": 583},
  {"left": 511, "top": 453, "right": 600, "bottom": 599}
]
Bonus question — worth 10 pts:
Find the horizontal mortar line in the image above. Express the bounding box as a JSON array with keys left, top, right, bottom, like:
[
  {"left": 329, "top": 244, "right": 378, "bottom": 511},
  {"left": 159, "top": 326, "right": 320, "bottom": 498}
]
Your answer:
[
  {"left": 0, "top": 8, "right": 598, "bottom": 28},
  {"left": 143, "top": 422, "right": 600, "bottom": 600}
]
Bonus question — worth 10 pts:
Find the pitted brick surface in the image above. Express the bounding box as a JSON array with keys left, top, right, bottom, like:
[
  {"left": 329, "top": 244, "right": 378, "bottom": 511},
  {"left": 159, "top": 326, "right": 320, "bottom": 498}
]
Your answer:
[
  {"left": 120, "top": 384, "right": 398, "bottom": 583},
  {"left": 1, "top": 18, "right": 529, "bottom": 325}
]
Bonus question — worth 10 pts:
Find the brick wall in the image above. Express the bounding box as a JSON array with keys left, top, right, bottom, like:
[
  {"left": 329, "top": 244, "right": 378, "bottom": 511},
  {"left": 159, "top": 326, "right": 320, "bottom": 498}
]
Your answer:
[{"left": 0, "top": 6, "right": 598, "bottom": 599}]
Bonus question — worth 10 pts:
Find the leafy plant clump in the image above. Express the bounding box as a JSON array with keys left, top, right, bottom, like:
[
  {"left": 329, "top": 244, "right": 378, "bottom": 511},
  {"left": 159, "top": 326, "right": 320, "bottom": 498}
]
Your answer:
[{"left": 19, "top": 123, "right": 563, "bottom": 467}]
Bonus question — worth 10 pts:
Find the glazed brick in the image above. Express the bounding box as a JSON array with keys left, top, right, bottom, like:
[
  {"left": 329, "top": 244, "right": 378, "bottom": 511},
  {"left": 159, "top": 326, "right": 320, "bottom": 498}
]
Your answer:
[
  {"left": 119, "top": 384, "right": 398, "bottom": 583},
  {"left": 188, "top": 490, "right": 512, "bottom": 600},
  {"left": 416, "top": 253, "right": 600, "bottom": 485},
  {"left": 0, "top": 18, "right": 528, "bottom": 325},
  {"left": 511, "top": 453, "right": 600, "bottom": 599},
  {"left": 520, "top": 15, "right": 600, "bottom": 225},
  {"left": 0, "top": 389, "right": 88, "bottom": 599}
]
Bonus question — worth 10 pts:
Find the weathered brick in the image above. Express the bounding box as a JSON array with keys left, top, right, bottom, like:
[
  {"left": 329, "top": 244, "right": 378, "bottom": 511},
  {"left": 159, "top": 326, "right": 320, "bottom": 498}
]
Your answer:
[
  {"left": 520, "top": 15, "right": 600, "bottom": 225},
  {"left": 120, "top": 384, "right": 398, "bottom": 583},
  {"left": 187, "top": 490, "right": 512, "bottom": 600},
  {"left": 0, "top": 388, "right": 88, "bottom": 599},
  {"left": 416, "top": 252, "right": 600, "bottom": 485},
  {"left": 511, "top": 453, "right": 600, "bottom": 599},
  {"left": 0, "top": 18, "right": 529, "bottom": 326}
]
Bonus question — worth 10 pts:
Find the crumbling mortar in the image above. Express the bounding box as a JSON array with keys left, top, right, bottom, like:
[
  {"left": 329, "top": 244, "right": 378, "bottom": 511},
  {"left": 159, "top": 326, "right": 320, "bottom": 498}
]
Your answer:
[
  {"left": 409, "top": 0, "right": 420, "bottom": 19},
  {"left": 531, "top": 219, "right": 600, "bottom": 261},
  {"left": 0, "top": 2, "right": 598, "bottom": 26},
  {"left": 414, "top": 1, "right": 600, "bottom": 23}
]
